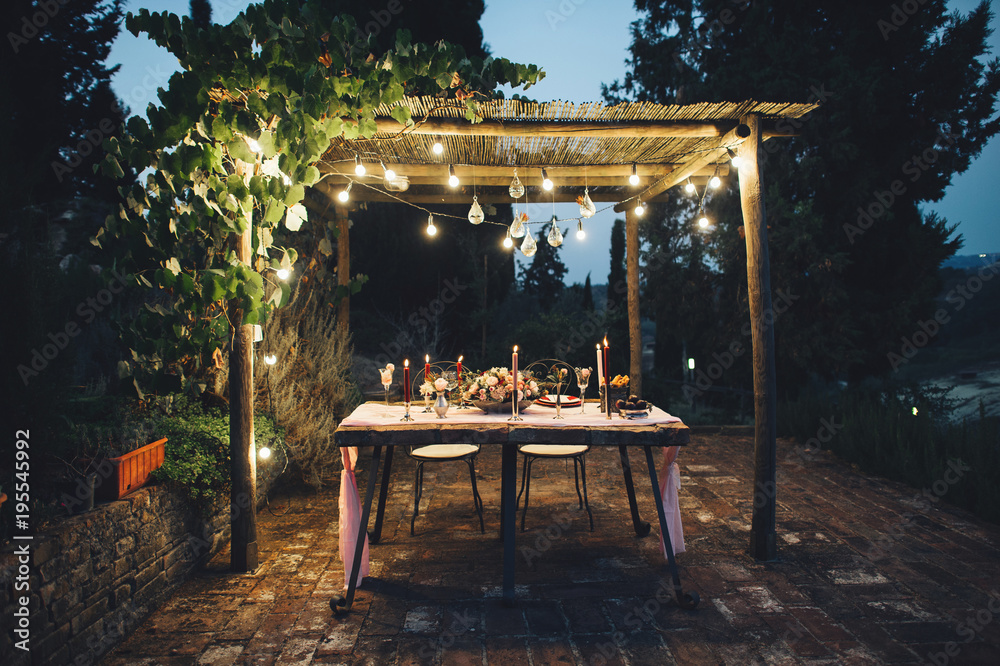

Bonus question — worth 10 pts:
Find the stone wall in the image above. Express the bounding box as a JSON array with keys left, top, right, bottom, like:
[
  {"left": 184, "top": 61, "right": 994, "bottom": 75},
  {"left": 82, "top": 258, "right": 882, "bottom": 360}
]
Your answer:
[{"left": 1, "top": 484, "right": 239, "bottom": 666}]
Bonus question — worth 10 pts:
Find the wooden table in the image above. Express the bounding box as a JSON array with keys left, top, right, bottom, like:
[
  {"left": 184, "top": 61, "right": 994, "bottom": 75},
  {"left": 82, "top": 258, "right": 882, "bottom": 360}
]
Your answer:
[{"left": 331, "top": 402, "right": 698, "bottom": 613}]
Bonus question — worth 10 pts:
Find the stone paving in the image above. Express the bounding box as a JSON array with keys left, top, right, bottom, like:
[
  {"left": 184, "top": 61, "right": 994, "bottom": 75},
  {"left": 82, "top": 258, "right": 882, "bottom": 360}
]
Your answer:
[{"left": 105, "top": 431, "right": 1000, "bottom": 665}]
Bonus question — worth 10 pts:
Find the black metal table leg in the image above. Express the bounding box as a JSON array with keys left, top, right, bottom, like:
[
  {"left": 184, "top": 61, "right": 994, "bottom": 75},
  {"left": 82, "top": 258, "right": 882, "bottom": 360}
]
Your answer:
[
  {"left": 368, "top": 446, "right": 395, "bottom": 544},
  {"left": 619, "top": 445, "right": 651, "bottom": 537},
  {"left": 501, "top": 442, "right": 517, "bottom": 607},
  {"left": 331, "top": 445, "right": 383, "bottom": 615},
  {"left": 643, "top": 445, "right": 700, "bottom": 610}
]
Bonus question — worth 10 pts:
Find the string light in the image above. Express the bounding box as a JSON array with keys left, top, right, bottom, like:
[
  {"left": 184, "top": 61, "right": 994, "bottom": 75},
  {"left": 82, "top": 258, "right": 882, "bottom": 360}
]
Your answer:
[
  {"left": 684, "top": 178, "right": 696, "bottom": 194},
  {"left": 503, "top": 228, "right": 513, "bottom": 248},
  {"left": 426, "top": 214, "right": 437, "bottom": 236},
  {"left": 432, "top": 141, "right": 444, "bottom": 155},
  {"left": 576, "top": 219, "right": 586, "bottom": 240},
  {"left": 381, "top": 161, "right": 396, "bottom": 181},
  {"left": 258, "top": 445, "right": 272, "bottom": 459},
  {"left": 709, "top": 175, "right": 721, "bottom": 189},
  {"left": 698, "top": 209, "right": 710, "bottom": 228},
  {"left": 276, "top": 268, "right": 290, "bottom": 280},
  {"left": 727, "top": 148, "right": 743, "bottom": 169},
  {"left": 337, "top": 180, "right": 352, "bottom": 202},
  {"left": 264, "top": 354, "right": 277, "bottom": 365},
  {"left": 541, "top": 168, "right": 553, "bottom": 191},
  {"left": 448, "top": 164, "right": 459, "bottom": 188},
  {"left": 354, "top": 155, "right": 366, "bottom": 176},
  {"left": 635, "top": 200, "right": 645, "bottom": 216},
  {"left": 629, "top": 163, "right": 639, "bottom": 186}
]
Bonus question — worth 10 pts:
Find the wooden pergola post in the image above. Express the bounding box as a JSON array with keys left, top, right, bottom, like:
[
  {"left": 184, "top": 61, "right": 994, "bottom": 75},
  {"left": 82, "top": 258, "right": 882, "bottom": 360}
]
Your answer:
[
  {"left": 738, "top": 114, "right": 778, "bottom": 561},
  {"left": 335, "top": 206, "right": 350, "bottom": 337},
  {"left": 230, "top": 212, "right": 259, "bottom": 573},
  {"left": 625, "top": 206, "right": 642, "bottom": 398}
]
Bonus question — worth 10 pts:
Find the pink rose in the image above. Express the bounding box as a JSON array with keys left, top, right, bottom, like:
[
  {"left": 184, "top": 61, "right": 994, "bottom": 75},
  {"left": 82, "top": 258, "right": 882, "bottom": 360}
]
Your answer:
[
  {"left": 486, "top": 375, "right": 499, "bottom": 387},
  {"left": 434, "top": 378, "right": 448, "bottom": 391}
]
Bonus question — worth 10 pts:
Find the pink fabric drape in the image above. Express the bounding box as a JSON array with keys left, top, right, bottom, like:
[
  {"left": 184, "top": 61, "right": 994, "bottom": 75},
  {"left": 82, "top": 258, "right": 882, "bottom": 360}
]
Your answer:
[
  {"left": 338, "top": 447, "right": 369, "bottom": 588},
  {"left": 658, "top": 445, "right": 686, "bottom": 557}
]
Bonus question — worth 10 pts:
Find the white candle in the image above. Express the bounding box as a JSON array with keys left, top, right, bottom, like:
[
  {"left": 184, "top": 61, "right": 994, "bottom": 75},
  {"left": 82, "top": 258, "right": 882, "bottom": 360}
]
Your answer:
[{"left": 596, "top": 343, "right": 604, "bottom": 387}]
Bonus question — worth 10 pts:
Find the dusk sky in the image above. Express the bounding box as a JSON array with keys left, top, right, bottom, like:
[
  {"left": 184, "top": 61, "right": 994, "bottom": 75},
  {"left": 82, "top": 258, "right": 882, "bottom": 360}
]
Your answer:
[{"left": 108, "top": 0, "right": 999, "bottom": 284}]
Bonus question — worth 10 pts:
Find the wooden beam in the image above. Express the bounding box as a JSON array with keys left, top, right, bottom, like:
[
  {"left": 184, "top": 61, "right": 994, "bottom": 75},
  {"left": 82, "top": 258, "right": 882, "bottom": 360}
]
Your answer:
[
  {"left": 335, "top": 206, "right": 350, "bottom": 338},
  {"left": 626, "top": 207, "right": 642, "bottom": 399},
  {"left": 613, "top": 124, "right": 750, "bottom": 213},
  {"left": 377, "top": 117, "right": 734, "bottom": 138},
  {"left": 739, "top": 114, "right": 778, "bottom": 562},
  {"left": 312, "top": 180, "right": 674, "bottom": 205},
  {"left": 320, "top": 163, "right": 727, "bottom": 178}
]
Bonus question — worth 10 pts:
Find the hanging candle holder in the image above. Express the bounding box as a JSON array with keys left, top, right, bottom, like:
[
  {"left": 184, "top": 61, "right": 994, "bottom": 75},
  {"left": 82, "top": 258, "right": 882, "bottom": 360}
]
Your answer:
[
  {"left": 468, "top": 195, "right": 484, "bottom": 225},
  {"left": 509, "top": 169, "right": 525, "bottom": 199},
  {"left": 577, "top": 188, "right": 596, "bottom": 218},
  {"left": 520, "top": 232, "right": 537, "bottom": 257},
  {"left": 510, "top": 210, "right": 527, "bottom": 238},
  {"left": 547, "top": 216, "right": 563, "bottom": 247}
]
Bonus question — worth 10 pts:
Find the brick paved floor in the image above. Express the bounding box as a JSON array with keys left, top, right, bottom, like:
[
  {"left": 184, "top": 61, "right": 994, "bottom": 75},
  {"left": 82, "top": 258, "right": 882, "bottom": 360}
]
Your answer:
[{"left": 105, "top": 432, "right": 1000, "bottom": 665}]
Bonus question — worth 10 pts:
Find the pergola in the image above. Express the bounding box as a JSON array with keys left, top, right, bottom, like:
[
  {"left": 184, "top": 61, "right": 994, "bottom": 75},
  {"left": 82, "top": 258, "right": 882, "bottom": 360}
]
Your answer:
[{"left": 307, "top": 96, "right": 819, "bottom": 561}]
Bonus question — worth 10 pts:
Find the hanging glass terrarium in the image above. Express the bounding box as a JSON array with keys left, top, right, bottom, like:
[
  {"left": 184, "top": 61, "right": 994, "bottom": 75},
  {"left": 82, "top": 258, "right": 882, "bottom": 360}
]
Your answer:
[
  {"left": 520, "top": 231, "right": 537, "bottom": 257},
  {"left": 547, "top": 216, "right": 563, "bottom": 247},
  {"left": 468, "top": 196, "right": 484, "bottom": 225},
  {"left": 509, "top": 169, "right": 525, "bottom": 198},
  {"left": 510, "top": 210, "right": 527, "bottom": 238},
  {"left": 577, "top": 188, "right": 596, "bottom": 218}
]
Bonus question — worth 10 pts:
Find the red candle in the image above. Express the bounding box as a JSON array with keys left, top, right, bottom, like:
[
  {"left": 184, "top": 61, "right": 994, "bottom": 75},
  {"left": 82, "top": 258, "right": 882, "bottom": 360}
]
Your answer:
[
  {"left": 512, "top": 346, "right": 518, "bottom": 401},
  {"left": 603, "top": 337, "right": 610, "bottom": 388},
  {"left": 425, "top": 354, "right": 430, "bottom": 383},
  {"left": 457, "top": 355, "right": 463, "bottom": 380},
  {"left": 403, "top": 360, "right": 411, "bottom": 403}
]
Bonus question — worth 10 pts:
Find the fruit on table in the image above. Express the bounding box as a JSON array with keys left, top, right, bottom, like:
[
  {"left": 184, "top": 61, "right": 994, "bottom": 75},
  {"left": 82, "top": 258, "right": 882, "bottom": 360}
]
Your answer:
[
  {"left": 616, "top": 396, "right": 648, "bottom": 411},
  {"left": 609, "top": 374, "right": 629, "bottom": 388}
]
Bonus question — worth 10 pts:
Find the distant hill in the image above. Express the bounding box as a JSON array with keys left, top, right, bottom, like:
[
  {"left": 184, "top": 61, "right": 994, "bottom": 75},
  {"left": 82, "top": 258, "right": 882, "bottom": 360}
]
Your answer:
[{"left": 944, "top": 252, "right": 999, "bottom": 269}]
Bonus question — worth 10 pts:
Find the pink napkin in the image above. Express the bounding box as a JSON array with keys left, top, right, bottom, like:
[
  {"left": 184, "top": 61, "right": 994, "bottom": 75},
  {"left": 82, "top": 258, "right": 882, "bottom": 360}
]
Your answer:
[
  {"left": 338, "top": 447, "right": 370, "bottom": 588},
  {"left": 658, "top": 446, "right": 686, "bottom": 557}
]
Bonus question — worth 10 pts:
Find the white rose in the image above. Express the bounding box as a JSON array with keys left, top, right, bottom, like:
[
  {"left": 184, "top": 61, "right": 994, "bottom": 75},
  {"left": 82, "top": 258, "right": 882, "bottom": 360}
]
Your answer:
[
  {"left": 486, "top": 376, "right": 499, "bottom": 387},
  {"left": 434, "top": 378, "right": 448, "bottom": 391}
]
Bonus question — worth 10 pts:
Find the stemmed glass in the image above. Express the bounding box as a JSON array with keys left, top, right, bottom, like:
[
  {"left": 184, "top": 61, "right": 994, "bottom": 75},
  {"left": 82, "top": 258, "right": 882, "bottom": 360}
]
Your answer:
[
  {"left": 575, "top": 367, "right": 592, "bottom": 414},
  {"left": 379, "top": 364, "right": 394, "bottom": 418},
  {"left": 442, "top": 370, "right": 459, "bottom": 409}
]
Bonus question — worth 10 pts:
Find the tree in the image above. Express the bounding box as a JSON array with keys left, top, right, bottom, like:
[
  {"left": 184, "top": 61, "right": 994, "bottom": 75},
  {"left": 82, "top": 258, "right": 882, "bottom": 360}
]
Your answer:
[
  {"left": 608, "top": 0, "right": 1000, "bottom": 389},
  {"left": 605, "top": 218, "right": 629, "bottom": 370},
  {"left": 582, "top": 273, "right": 595, "bottom": 311},
  {"left": 0, "top": 0, "right": 127, "bottom": 218},
  {"left": 190, "top": 0, "right": 212, "bottom": 28},
  {"left": 519, "top": 228, "right": 568, "bottom": 312}
]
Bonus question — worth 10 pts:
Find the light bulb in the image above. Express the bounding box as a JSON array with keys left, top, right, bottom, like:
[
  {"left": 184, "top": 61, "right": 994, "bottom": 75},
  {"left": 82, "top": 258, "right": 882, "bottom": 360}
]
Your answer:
[
  {"left": 337, "top": 181, "right": 352, "bottom": 202},
  {"left": 382, "top": 161, "right": 396, "bottom": 180},
  {"left": 684, "top": 179, "right": 696, "bottom": 194},
  {"left": 698, "top": 215, "right": 710, "bottom": 228},
  {"left": 635, "top": 200, "right": 645, "bottom": 216},
  {"left": 710, "top": 175, "right": 721, "bottom": 189},
  {"left": 264, "top": 354, "right": 277, "bottom": 365},
  {"left": 503, "top": 229, "right": 513, "bottom": 248},
  {"left": 576, "top": 220, "right": 586, "bottom": 240},
  {"left": 629, "top": 163, "right": 639, "bottom": 186},
  {"left": 448, "top": 165, "right": 459, "bottom": 188},
  {"left": 541, "top": 168, "right": 553, "bottom": 191},
  {"left": 426, "top": 214, "right": 437, "bottom": 236},
  {"left": 259, "top": 445, "right": 272, "bottom": 460},
  {"left": 432, "top": 141, "right": 444, "bottom": 155},
  {"left": 728, "top": 148, "right": 743, "bottom": 169},
  {"left": 276, "top": 268, "right": 290, "bottom": 280},
  {"left": 354, "top": 155, "right": 366, "bottom": 176}
]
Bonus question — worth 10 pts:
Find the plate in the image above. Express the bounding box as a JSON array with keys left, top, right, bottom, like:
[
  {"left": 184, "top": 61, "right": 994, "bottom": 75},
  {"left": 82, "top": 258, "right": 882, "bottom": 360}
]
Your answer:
[
  {"left": 620, "top": 410, "right": 650, "bottom": 420},
  {"left": 536, "top": 395, "right": 582, "bottom": 407}
]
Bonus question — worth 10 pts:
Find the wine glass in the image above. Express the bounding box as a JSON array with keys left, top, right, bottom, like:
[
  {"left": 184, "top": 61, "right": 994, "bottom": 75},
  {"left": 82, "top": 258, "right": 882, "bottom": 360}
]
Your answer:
[
  {"left": 575, "top": 367, "right": 592, "bottom": 414},
  {"left": 442, "top": 370, "right": 459, "bottom": 408},
  {"left": 379, "top": 365, "right": 394, "bottom": 417}
]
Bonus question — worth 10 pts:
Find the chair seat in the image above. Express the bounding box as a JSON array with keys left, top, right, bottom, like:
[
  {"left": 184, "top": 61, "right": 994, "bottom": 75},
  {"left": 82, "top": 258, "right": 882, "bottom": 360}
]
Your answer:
[
  {"left": 519, "top": 444, "right": 588, "bottom": 457},
  {"left": 410, "top": 444, "right": 479, "bottom": 459}
]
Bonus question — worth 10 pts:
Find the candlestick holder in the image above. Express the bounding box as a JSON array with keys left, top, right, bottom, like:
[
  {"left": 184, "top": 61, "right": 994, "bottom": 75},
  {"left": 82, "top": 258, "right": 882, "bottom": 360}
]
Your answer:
[
  {"left": 553, "top": 380, "right": 564, "bottom": 420},
  {"left": 421, "top": 391, "right": 432, "bottom": 413},
  {"left": 400, "top": 401, "right": 414, "bottom": 421},
  {"left": 508, "top": 394, "right": 523, "bottom": 421}
]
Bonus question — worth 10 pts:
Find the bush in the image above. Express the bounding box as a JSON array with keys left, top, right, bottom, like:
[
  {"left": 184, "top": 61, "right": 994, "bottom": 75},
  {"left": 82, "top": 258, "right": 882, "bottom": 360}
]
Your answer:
[{"left": 778, "top": 381, "right": 1000, "bottom": 523}]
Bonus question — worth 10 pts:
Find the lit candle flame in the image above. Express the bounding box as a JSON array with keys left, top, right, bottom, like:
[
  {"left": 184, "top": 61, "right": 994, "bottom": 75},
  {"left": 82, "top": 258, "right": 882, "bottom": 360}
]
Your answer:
[
  {"left": 425, "top": 354, "right": 429, "bottom": 362},
  {"left": 405, "top": 359, "right": 409, "bottom": 367},
  {"left": 603, "top": 337, "right": 608, "bottom": 347},
  {"left": 513, "top": 345, "right": 518, "bottom": 352},
  {"left": 458, "top": 355, "right": 463, "bottom": 362}
]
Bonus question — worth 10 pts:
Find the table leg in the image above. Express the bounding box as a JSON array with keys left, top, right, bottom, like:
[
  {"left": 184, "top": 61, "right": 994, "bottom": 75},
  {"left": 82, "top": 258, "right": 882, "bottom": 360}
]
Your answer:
[
  {"left": 501, "top": 442, "right": 517, "bottom": 607},
  {"left": 368, "top": 446, "right": 395, "bottom": 544},
  {"left": 618, "top": 445, "right": 651, "bottom": 537},
  {"left": 331, "top": 445, "right": 383, "bottom": 615},
  {"left": 643, "top": 446, "right": 700, "bottom": 610}
]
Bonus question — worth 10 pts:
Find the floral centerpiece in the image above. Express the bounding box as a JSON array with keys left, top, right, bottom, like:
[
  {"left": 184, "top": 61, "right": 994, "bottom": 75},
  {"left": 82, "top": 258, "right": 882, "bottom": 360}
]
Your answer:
[{"left": 462, "top": 367, "right": 543, "bottom": 413}]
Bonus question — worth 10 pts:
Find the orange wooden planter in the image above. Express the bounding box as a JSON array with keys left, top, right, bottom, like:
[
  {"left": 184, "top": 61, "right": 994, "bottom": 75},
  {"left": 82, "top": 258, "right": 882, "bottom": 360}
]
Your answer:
[{"left": 95, "top": 437, "right": 167, "bottom": 500}]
